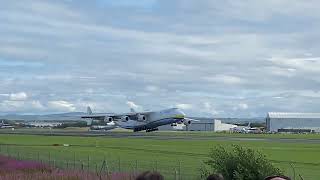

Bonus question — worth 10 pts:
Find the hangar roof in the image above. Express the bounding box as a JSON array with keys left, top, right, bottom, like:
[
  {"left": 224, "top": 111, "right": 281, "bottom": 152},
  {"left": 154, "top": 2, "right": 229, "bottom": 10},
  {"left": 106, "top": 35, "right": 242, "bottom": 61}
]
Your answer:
[{"left": 268, "top": 112, "right": 320, "bottom": 119}]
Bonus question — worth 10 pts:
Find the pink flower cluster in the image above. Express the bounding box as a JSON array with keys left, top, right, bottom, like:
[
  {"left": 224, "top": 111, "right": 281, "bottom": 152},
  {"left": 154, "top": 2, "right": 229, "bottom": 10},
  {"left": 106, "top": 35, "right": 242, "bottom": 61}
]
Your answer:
[
  {"left": 0, "top": 155, "right": 134, "bottom": 180},
  {"left": 0, "top": 155, "right": 50, "bottom": 172}
]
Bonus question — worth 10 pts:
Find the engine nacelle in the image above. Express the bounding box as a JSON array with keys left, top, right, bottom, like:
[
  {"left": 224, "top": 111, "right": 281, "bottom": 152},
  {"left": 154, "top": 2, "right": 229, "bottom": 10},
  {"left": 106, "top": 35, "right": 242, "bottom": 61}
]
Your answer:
[
  {"left": 104, "top": 116, "right": 113, "bottom": 122},
  {"left": 121, "top": 116, "right": 130, "bottom": 121},
  {"left": 137, "top": 114, "right": 147, "bottom": 121},
  {"left": 183, "top": 119, "right": 191, "bottom": 126}
]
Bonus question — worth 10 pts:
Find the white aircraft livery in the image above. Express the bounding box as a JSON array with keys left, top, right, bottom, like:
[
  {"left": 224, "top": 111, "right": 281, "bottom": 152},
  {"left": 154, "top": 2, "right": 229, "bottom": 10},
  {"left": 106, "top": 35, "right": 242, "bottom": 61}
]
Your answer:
[{"left": 81, "top": 107, "right": 198, "bottom": 132}]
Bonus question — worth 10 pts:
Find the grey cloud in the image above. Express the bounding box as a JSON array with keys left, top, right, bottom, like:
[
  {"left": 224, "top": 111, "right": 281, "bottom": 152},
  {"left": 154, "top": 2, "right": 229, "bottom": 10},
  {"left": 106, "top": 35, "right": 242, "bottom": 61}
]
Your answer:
[{"left": 0, "top": 0, "right": 320, "bottom": 116}]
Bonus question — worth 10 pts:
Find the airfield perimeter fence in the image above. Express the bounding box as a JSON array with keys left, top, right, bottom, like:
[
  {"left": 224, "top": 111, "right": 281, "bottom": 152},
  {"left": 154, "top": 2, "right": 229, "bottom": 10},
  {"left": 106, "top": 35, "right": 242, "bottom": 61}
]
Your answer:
[
  {"left": 0, "top": 144, "right": 319, "bottom": 180},
  {"left": 0, "top": 144, "right": 204, "bottom": 180}
]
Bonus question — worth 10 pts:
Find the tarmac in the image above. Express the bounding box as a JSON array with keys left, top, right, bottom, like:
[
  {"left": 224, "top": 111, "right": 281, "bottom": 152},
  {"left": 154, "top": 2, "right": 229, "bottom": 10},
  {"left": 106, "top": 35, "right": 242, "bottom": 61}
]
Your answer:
[{"left": 0, "top": 129, "right": 320, "bottom": 144}]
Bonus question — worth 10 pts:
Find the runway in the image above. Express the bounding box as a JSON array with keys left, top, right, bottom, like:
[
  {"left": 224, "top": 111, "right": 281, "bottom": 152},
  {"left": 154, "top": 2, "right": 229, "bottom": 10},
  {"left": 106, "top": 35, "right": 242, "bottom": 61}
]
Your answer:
[{"left": 1, "top": 129, "right": 320, "bottom": 144}]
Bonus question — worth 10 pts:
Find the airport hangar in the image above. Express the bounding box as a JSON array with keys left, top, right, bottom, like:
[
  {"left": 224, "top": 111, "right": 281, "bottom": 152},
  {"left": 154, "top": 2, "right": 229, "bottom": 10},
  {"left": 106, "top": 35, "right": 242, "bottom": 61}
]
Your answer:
[
  {"left": 158, "top": 119, "right": 237, "bottom": 132},
  {"left": 266, "top": 112, "right": 320, "bottom": 133}
]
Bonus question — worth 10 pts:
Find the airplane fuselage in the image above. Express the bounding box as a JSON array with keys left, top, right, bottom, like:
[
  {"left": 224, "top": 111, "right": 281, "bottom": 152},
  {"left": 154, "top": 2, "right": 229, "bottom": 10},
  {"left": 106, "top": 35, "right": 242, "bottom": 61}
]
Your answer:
[
  {"left": 82, "top": 107, "right": 191, "bottom": 132},
  {"left": 116, "top": 108, "right": 185, "bottom": 132}
]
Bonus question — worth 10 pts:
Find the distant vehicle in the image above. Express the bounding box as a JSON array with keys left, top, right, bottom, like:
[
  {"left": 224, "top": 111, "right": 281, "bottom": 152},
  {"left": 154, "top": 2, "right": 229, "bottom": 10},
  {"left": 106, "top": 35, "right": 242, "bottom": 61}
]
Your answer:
[
  {"left": 231, "top": 123, "right": 261, "bottom": 133},
  {"left": 0, "top": 120, "right": 14, "bottom": 129},
  {"left": 82, "top": 107, "right": 199, "bottom": 132}
]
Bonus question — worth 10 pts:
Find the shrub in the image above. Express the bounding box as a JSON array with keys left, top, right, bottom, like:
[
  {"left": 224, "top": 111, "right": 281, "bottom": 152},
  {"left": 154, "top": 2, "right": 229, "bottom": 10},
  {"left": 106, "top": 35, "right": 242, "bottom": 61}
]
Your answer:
[{"left": 201, "top": 145, "right": 283, "bottom": 180}]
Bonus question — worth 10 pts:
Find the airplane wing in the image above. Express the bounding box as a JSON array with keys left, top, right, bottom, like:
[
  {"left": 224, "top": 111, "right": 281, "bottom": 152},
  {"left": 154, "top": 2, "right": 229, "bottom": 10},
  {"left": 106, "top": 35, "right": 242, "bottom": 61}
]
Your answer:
[
  {"left": 81, "top": 106, "right": 154, "bottom": 121},
  {"left": 81, "top": 106, "right": 115, "bottom": 121},
  {"left": 81, "top": 115, "right": 108, "bottom": 120},
  {"left": 112, "top": 111, "right": 154, "bottom": 117}
]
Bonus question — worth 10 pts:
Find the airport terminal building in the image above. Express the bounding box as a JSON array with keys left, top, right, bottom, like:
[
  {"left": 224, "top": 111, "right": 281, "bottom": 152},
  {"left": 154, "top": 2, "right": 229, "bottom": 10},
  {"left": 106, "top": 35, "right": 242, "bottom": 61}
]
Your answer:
[{"left": 266, "top": 112, "right": 320, "bottom": 133}]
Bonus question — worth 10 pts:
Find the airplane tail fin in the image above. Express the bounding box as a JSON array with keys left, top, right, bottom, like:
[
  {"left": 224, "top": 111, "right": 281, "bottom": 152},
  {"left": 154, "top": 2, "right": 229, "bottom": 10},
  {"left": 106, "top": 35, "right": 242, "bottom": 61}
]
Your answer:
[
  {"left": 130, "top": 108, "right": 135, "bottom": 113},
  {"left": 87, "top": 106, "right": 93, "bottom": 115},
  {"left": 86, "top": 106, "right": 93, "bottom": 126},
  {"left": 247, "top": 122, "right": 251, "bottom": 128}
]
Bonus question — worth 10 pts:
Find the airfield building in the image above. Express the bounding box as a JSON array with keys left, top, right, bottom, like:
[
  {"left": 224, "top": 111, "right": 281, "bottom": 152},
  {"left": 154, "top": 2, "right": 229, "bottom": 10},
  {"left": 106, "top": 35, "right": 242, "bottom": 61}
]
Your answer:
[
  {"left": 188, "top": 119, "right": 237, "bottom": 131},
  {"left": 158, "top": 119, "right": 237, "bottom": 132},
  {"left": 266, "top": 112, "right": 320, "bottom": 133}
]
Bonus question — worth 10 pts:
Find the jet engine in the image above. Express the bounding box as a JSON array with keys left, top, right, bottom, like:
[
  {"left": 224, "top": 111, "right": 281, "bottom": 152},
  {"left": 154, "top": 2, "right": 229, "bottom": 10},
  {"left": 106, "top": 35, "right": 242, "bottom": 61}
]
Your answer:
[
  {"left": 183, "top": 119, "right": 191, "bottom": 126},
  {"left": 104, "top": 116, "right": 113, "bottom": 122},
  {"left": 176, "top": 119, "right": 191, "bottom": 125},
  {"left": 137, "top": 114, "right": 147, "bottom": 121},
  {"left": 121, "top": 116, "right": 130, "bottom": 121}
]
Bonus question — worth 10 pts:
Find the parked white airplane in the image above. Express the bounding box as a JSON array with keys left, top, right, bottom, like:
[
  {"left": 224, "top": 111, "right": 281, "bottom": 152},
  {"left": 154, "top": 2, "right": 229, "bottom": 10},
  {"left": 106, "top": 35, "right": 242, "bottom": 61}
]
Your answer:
[
  {"left": 81, "top": 107, "right": 198, "bottom": 132},
  {"left": 231, "top": 123, "right": 260, "bottom": 133},
  {"left": 0, "top": 120, "right": 14, "bottom": 129}
]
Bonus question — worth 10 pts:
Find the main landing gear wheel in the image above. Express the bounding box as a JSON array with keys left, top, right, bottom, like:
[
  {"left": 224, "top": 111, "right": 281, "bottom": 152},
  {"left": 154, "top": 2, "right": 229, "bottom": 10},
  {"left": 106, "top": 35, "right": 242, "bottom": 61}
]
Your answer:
[{"left": 146, "top": 128, "right": 159, "bottom": 132}]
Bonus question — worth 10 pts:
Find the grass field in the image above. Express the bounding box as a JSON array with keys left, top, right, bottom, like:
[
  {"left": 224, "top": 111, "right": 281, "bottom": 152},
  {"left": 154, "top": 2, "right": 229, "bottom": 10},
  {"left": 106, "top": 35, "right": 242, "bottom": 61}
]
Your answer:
[
  {"left": 0, "top": 133, "right": 319, "bottom": 179},
  {"left": 152, "top": 131, "right": 320, "bottom": 139}
]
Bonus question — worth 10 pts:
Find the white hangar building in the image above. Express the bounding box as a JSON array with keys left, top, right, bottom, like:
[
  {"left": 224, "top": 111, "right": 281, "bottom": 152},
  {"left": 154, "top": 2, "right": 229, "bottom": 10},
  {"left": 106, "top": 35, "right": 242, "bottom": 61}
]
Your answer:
[
  {"left": 158, "top": 119, "right": 237, "bottom": 132},
  {"left": 189, "top": 119, "right": 237, "bottom": 132},
  {"left": 266, "top": 112, "right": 320, "bottom": 133}
]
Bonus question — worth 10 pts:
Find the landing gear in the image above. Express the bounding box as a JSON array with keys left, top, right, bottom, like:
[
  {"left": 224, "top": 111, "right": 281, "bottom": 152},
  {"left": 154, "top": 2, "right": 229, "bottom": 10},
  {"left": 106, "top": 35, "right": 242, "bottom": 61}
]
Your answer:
[
  {"left": 133, "top": 126, "right": 147, "bottom": 132},
  {"left": 133, "top": 126, "right": 158, "bottom": 132},
  {"left": 146, "top": 128, "right": 158, "bottom": 132}
]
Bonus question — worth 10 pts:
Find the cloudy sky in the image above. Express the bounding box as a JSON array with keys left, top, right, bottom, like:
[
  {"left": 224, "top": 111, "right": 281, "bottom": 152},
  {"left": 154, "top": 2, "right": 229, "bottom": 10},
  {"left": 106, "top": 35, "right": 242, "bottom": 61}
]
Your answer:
[{"left": 1, "top": 0, "right": 320, "bottom": 117}]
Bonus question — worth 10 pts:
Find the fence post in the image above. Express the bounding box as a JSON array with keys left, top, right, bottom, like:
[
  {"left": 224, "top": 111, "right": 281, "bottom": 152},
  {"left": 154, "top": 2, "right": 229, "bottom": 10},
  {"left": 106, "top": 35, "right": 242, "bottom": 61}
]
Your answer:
[
  {"left": 103, "top": 155, "right": 106, "bottom": 173},
  {"left": 155, "top": 160, "right": 158, "bottom": 172},
  {"left": 289, "top": 163, "right": 296, "bottom": 180},
  {"left": 95, "top": 163, "right": 98, "bottom": 174},
  {"left": 73, "top": 152, "right": 76, "bottom": 169},
  {"left": 37, "top": 152, "right": 40, "bottom": 162},
  {"left": 99, "top": 159, "right": 106, "bottom": 179},
  {"left": 48, "top": 152, "right": 51, "bottom": 165},
  {"left": 118, "top": 157, "right": 121, "bottom": 172},
  {"left": 6, "top": 145, "right": 9, "bottom": 157},
  {"left": 106, "top": 159, "right": 109, "bottom": 174},
  {"left": 178, "top": 161, "right": 181, "bottom": 180},
  {"left": 100, "top": 155, "right": 108, "bottom": 175},
  {"left": 174, "top": 168, "right": 178, "bottom": 180},
  {"left": 135, "top": 160, "right": 138, "bottom": 174},
  {"left": 88, "top": 155, "right": 90, "bottom": 171}
]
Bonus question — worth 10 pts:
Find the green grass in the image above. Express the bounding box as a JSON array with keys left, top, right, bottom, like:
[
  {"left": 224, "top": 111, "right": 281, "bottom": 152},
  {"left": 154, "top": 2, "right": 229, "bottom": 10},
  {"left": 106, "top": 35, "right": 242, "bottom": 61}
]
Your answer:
[
  {"left": 0, "top": 133, "right": 319, "bottom": 179},
  {"left": 152, "top": 131, "right": 320, "bottom": 139}
]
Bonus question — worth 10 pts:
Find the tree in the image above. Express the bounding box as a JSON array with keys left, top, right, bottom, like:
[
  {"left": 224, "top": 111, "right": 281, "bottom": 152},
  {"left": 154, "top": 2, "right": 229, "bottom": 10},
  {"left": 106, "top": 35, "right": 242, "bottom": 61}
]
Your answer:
[{"left": 201, "top": 145, "right": 283, "bottom": 180}]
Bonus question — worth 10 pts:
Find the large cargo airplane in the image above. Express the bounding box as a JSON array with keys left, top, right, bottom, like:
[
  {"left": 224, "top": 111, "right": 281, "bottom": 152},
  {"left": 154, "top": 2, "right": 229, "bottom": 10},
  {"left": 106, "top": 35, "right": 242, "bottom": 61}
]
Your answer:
[{"left": 81, "top": 107, "right": 198, "bottom": 132}]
